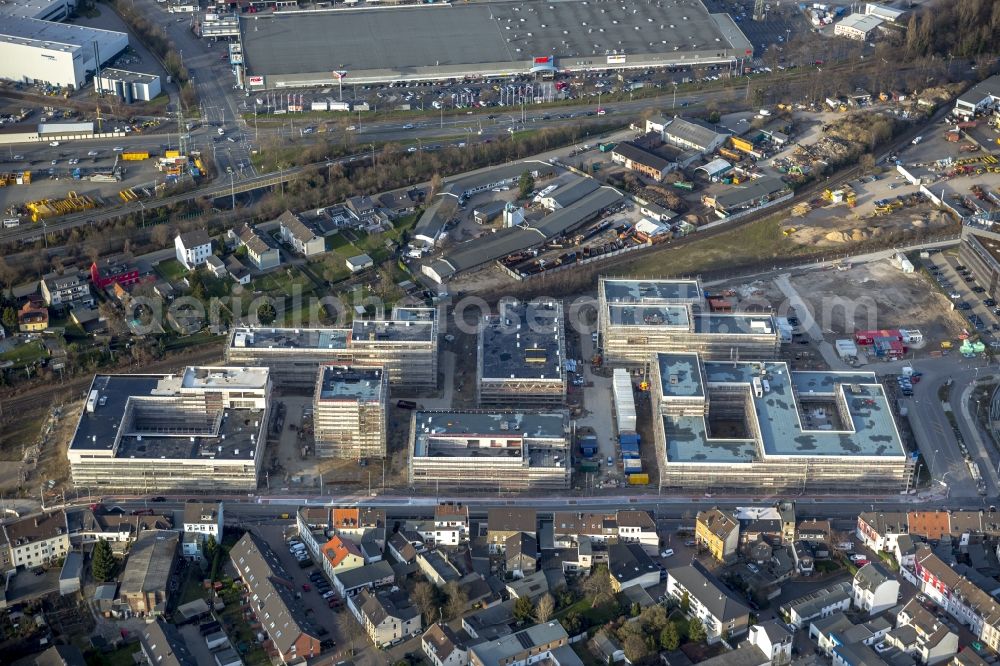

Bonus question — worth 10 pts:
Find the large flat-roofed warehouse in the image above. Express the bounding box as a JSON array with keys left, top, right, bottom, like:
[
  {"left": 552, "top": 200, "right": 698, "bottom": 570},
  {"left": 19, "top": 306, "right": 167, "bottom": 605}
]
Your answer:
[
  {"left": 408, "top": 411, "right": 570, "bottom": 490},
  {"left": 477, "top": 299, "right": 566, "bottom": 407},
  {"left": 0, "top": 16, "right": 128, "bottom": 89},
  {"left": 313, "top": 364, "right": 387, "bottom": 459},
  {"left": 651, "top": 352, "right": 912, "bottom": 493},
  {"left": 597, "top": 277, "right": 781, "bottom": 364},
  {"left": 225, "top": 307, "right": 438, "bottom": 389},
  {"left": 67, "top": 367, "right": 271, "bottom": 492},
  {"left": 239, "top": 0, "right": 752, "bottom": 88}
]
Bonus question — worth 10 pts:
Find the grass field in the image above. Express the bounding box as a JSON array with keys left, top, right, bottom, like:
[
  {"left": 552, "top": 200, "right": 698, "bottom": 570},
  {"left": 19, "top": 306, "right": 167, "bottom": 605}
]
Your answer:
[
  {"left": 156, "top": 258, "right": 189, "bottom": 282},
  {"left": 0, "top": 340, "right": 48, "bottom": 367},
  {"left": 627, "top": 215, "right": 809, "bottom": 276}
]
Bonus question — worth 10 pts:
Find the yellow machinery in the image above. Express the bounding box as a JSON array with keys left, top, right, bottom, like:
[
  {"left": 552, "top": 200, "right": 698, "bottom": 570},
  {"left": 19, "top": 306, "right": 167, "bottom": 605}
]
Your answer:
[
  {"left": 121, "top": 151, "right": 149, "bottom": 161},
  {"left": 26, "top": 191, "right": 99, "bottom": 222},
  {"left": 119, "top": 188, "right": 138, "bottom": 202},
  {"left": 0, "top": 171, "right": 30, "bottom": 186},
  {"left": 731, "top": 136, "right": 755, "bottom": 153}
]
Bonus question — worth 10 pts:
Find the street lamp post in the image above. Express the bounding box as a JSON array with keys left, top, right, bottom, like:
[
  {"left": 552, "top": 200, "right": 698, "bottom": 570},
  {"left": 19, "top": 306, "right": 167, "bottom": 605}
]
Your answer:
[{"left": 230, "top": 172, "right": 236, "bottom": 210}]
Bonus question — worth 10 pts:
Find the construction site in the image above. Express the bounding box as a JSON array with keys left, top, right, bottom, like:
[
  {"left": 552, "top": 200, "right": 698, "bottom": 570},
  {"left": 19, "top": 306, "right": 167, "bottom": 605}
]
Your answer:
[
  {"left": 476, "top": 299, "right": 567, "bottom": 408},
  {"left": 312, "top": 365, "right": 387, "bottom": 460}
]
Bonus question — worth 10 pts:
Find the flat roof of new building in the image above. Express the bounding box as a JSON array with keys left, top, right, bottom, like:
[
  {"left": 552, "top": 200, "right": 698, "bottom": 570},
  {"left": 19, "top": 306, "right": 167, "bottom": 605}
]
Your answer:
[
  {"left": 241, "top": 1, "right": 749, "bottom": 84},
  {"left": 317, "top": 365, "right": 384, "bottom": 401},
  {"left": 351, "top": 318, "right": 436, "bottom": 344},
  {"left": 656, "top": 353, "right": 705, "bottom": 398},
  {"left": 412, "top": 410, "right": 567, "bottom": 457},
  {"left": 70, "top": 373, "right": 264, "bottom": 461},
  {"left": 0, "top": 15, "right": 125, "bottom": 52},
  {"left": 601, "top": 278, "right": 703, "bottom": 304},
  {"left": 231, "top": 327, "right": 349, "bottom": 350},
  {"left": 480, "top": 300, "right": 564, "bottom": 382},
  {"left": 98, "top": 68, "right": 159, "bottom": 84},
  {"left": 177, "top": 366, "right": 270, "bottom": 391},
  {"left": 660, "top": 356, "right": 906, "bottom": 463},
  {"left": 230, "top": 318, "right": 434, "bottom": 351},
  {"left": 608, "top": 303, "right": 690, "bottom": 328}
]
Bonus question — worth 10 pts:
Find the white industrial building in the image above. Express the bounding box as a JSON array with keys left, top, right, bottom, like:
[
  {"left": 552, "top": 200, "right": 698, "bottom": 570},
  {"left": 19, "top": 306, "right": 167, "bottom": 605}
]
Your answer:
[
  {"left": 0, "top": 0, "right": 77, "bottom": 22},
  {"left": 0, "top": 17, "right": 128, "bottom": 89},
  {"left": 95, "top": 68, "right": 161, "bottom": 103},
  {"left": 833, "top": 13, "right": 883, "bottom": 41}
]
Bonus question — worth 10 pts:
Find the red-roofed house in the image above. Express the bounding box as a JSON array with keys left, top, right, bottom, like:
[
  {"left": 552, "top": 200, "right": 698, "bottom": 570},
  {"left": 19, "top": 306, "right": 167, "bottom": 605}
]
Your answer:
[{"left": 320, "top": 534, "right": 365, "bottom": 581}]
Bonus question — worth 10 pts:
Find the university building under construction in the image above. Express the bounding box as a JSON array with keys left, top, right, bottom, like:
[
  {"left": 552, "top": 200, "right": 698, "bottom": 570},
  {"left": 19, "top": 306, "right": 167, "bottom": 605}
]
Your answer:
[
  {"left": 225, "top": 307, "right": 438, "bottom": 390},
  {"left": 67, "top": 367, "right": 271, "bottom": 492},
  {"left": 313, "top": 365, "right": 388, "bottom": 459},
  {"left": 477, "top": 299, "right": 566, "bottom": 407},
  {"left": 597, "top": 277, "right": 781, "bottom": 365},
  {"left": 408, "top": 410, "right": 571, "bottom": 491}
]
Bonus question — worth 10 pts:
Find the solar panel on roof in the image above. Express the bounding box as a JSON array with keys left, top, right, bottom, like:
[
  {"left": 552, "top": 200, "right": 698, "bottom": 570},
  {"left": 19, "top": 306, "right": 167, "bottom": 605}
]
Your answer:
[{"left": 515, "top": 630, "right": 533, "bottom": 649}]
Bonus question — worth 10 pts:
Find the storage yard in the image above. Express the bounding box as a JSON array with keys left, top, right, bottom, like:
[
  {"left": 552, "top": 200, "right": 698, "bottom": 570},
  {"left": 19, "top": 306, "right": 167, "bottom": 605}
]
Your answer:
[{"left": 240, "top": 0, "right": 752, "bottom": 87}]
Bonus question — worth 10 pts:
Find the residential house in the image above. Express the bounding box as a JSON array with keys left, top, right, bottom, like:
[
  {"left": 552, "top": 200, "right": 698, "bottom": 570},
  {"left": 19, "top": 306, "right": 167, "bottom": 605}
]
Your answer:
[
  {"left": 119, "top": 529, "right": 179, "bottom": 615},
  {"left": 616, "top": 510, "right": 658, "bottom": 553},
  {"left": 417, "top": 550, "right": 461, "bottom": 586},
  {"left": 230, "top": 532, "right": 322, "bottom": 663},
  {"left": 66, "top": 508, "right": 173, "bottom": 551},
  {"left": 552, "top": 512, "right": 616, "bottom": 548},
  {"left": 320, "top": 534, "right": 365, "bottom": 581},
  {"left": 334, "top": 560, "right": 394, "bottom": 597},
  {"left": 889, "top": 599, "right": 958, "bottom": 664},
  {"left": 782, "top": 582, "right": 855, "bottom": 631},
  {"left": 34, "top": 645, "right": 88, "bottom": 666},
  {"left": 896, "top": 534, "right": 922, "bottom": 571},
  {"left": 232, "top": 223, "right": 281, "bottom": 271},
  {"left": 140, "top": 618, "right": 197, "bottom": 666},
  {"left": 688, "top": 643, "right": 770, "bottom": 666},
  {"left": 174, "top": 230, "right": 212, "bottom": 270},
  {"left": 224, "top": 256, "right": 251, "bottom": 285},
  {"left": 609, "top": 543, "right": 659, "bottom": 592},
  {"left": 388, "top": 532, "right": 418, "bottom": 564},
  {"left": 853, "top": 562, "right": 900, "bottom": 616},
  {"left": 204, "top": 255, "right": 226, "bottom": 279},
  {"left": 857, "top": 512, "right": 909, "bottom": 552},
  {"left": 798, "top": 519, "right": 832, "bottom": 558},
  {"left": 505, "top": 532, "right": 538, "bottom": 578},
  {"left": 793, "top": 541, "right": 815, "bottom": 576},
  {"left": 507, "top": 569, "right": 557, "bottom": 602},
  {"left": 378, "top": 190, "right": 420, "bottom": 218},
  {"left": 469, "top": 622, "right": 569, "bottom": 666},
  {"left": 4, "top": 511, "right": 70, "bottom": 570},
  {"left": 665, "top": 562, "right": 750, "bottom": 643},
  {"left": 950, "top": 651, "right": 989, "bottom": 666},
  {"left": 347, "top": 195, "right": 377, "bottom": 222},
  {"left": 41, "top": 270, "right": 93, "bottom": 310},
  {"left": 487, "top": 509, "right": 536, "bottom": 553},
  {"left": 748, "top": 620, "right": 793, "bottom": 665},
  {"left": 18, "top": 301, "right": 48, "bottom": 332},
  {"left": 182, "top": 502, "right": 223, "bottom": 559},
  {"left": 332, "top": 507, "right": 387, "bottom": 545},
  {"left": 277, "top": 210, "right": 325, "bottom": 257},
  {"left": 914, "top": 545, "right": 1000, "bottom": 652},
  {"left": 463, "top": 600, "right": 516, "bottom": 640},
  {"left": 433, "top": 502, "right": 469, "bottom": 546},
  {"left": 350, "top": 588, "right": 421, "bottom": 647},
  {"left": 90, "top": 256, "right": 140, "bottom": 290},
  {"left": 809, "top": 612, "right": 891, "bottom": 657},
  {"left": 697, "top": 508, "right": 740, "bottom": 563},
  {"left": 423, "top": 623, "right": 468, "bottom": 666}
]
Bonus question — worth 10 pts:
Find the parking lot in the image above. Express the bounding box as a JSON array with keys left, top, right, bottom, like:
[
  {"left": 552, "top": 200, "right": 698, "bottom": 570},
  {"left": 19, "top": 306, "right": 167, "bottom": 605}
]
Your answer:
[
  {"left": 254, "top": 524, "right": 344, "bottom": 656},
  {"left": 923, "top": 250, "right": 1000, "bottom": 345}
]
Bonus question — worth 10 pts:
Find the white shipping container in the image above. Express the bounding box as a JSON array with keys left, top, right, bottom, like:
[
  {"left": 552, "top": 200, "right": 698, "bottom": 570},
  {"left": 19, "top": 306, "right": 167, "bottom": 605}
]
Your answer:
[
  {"left": 330, "top": 101, "right": 350, "bottom": 111},
  {"left": 311, "top": 101, "right": 329, "bottom": 112},
  {"left": 612, "top": 368, "right": 637, "bottom": 432}
]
